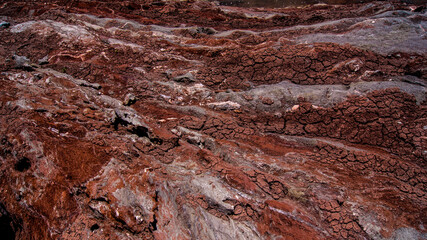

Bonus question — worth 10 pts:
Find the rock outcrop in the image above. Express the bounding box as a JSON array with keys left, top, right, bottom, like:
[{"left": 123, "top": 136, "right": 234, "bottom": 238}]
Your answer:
[{"left": 0, "top": 1, "right": 426, "bottom": 239}]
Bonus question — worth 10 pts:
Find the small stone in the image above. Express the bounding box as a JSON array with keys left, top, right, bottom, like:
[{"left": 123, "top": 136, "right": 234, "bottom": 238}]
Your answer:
[
  {"left": 123, "top": 93, "right": 137, "bottom": 106},
  {"left": 163, "top": 69, "right": 173, "bottom": 79},
  {"left": 38, "top": 55, "right": 49, "bottom": 65},
  {"left": 331, "top": 222, "right": 340, "bottom": 232},
  {"left": 207, "top": 101, "right": 241, "bottom": 110},
  {"left": 260, "top": 97, "right": 274, "bottom": 105},
  {"left": 0, "top": 21, "right": 10, "bottom": 28},
  {"left": 330, "top": 212, "right": 340, "bottom": 220},
  {"left": 13, "top": 55, "right": 34, "bottom": 71},
  {"left": 234, "top": 205, "right": 244, "bottom": 215},
  {"left": 33, "top": 73, "right": 43, "bottom": 81},
  {"left": 189, "top": 27, "right": 217, "bottom": 36},
  {"left": 291, "top": 105, "right": 299, "bottom": 111},
  {"left": 245, "top": 206, "right": 254, "bottom": 216},
  {"left": 344, "top": 223, "right": 353, "bottom": 230},
  {"left": 305, "top": 124, "right": 318, "bottom": 133},
  {"left": 78, "top": 80, "right": 101, "bottom": 90},
  {"left": 352, "top": 222, "right": 362, "bottom": 233},
  {"left": 173, "top": 72, "right": 195, "bottom": 83},
  {"left": 242, "top": 94, "right": 254, "bottom": 101}
]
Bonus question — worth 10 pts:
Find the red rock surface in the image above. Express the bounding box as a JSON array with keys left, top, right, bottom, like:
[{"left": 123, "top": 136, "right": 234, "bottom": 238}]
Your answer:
[{"left": 0, "top": 1, "right": 426, "bottom": 239}]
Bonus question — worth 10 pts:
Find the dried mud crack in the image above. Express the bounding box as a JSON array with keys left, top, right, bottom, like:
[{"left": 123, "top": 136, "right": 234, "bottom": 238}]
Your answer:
[{"left": 0, "top": 0, "right": 426, "bottom": 239}]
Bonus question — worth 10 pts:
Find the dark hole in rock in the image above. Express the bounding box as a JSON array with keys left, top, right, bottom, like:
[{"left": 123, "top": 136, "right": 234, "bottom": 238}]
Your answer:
[
  {"left": 130, "top": 126, "right": 150, "bottom": 138},
  {"left": 206, "top": 197, "right": 234, "bottom": 215},
  {"left": 149, "top": 191, "right": 159, "bottom": 232},
  {"left": 14, "top": 157, "right": 31, "bottom": 172},
  {"left": 94, "top": 197, "right": 109, "bottom": 203},
  {"left": 0, "top": 204, "right": 16, "bottom": 240},
  {"left": 151, "top": 138, "right": 163, "bottom": 145},
  {"left": 113, "top": 116, "right": 129, "bottom": 130},
  {"left": 407, "top": 70, "right": 422, "bottom": 78},
  {"left": 132, "top": 127, "right": 164, "bottom": 145},
  {"left": 151, "top": 1, "right": 165, "bottom": 6},
  {"left": 90, "top": 224, "right": 100, "bottom": 231},
  {"left": 149, "top": 215, "right": 158, "bottom": 232}
]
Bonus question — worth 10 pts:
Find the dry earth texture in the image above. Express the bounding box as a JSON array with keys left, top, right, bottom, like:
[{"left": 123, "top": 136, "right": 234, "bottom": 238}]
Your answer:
[{"left": 0, "top": 0, "right": 426, "bottom": 239}]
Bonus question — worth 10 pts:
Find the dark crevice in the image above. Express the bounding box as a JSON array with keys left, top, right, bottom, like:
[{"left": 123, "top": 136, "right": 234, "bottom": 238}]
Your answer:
[
  {"left": 0, "top": 203, "right": 18, "bottom": 240},
  {"left": 406, "top": 70, "right": 422, "bottom": 78},
  {"left": 114, "top": 216, "right": 127, "bottom": 227},
  {"left": 149, "top": 191, "right": 159, "bottom": 233},
  {"left": 130, "top": 126, "right": 165, "bottom": 146},
  {"left": 94, "top": 197, "right": 110, "bottom": 203},
  {"left": 150, "top": 137, "right": 163, "bottom": 145},
  {"left": 130, "top": 126, "right": 150, "bottom": 138},
  {"left": 113, "top": 115, "right": 164, "bottom": 145},
  {"left": 149, "top": 213, "right": 158, "bottom": 232},
  {"left": 113, "top": 115, "right": 129, "bottom": 130},
  {"left": 90, "top": 223, "right": 100, "bottom": 231},
  {"left": 206, "top": 197, "right": 234, "bottom": 215},
  {"left": 14, "top": 157, "right": 31, "bottom": 172}
]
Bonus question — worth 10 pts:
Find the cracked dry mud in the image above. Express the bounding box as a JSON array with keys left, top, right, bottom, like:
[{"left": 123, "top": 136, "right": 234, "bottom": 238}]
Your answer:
[{"left": 0, "top": 0, "right": 426, "bottom": 239}]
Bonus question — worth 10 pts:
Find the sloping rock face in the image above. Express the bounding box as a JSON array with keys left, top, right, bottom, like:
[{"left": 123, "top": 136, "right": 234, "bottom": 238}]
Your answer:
[{"left": 0, "top": 1, "right": 426, "bottom": 239}]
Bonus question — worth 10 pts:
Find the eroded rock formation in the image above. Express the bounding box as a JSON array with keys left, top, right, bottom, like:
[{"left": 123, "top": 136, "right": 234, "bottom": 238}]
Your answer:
[{"left": 0, "top": 0, "right": 426, "bottom": 239}]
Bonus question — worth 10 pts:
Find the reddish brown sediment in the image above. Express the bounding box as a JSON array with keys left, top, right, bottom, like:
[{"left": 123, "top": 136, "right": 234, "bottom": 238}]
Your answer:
[{"left": 0, "top": 0, "right": 426, "bottom": 239}]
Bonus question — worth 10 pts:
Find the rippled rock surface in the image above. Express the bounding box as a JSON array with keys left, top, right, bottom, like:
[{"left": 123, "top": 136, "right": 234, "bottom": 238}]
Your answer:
[{"left": 0, "top": 1, "right": 426, "bottom": 239}]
